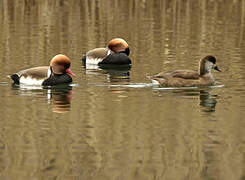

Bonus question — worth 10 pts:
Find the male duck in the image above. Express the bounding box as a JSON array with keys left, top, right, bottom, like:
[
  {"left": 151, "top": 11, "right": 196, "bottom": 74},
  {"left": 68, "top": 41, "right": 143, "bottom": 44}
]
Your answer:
[
  {"left": 150, "top": 55, "right": 221, "bottom": 87},
  {"left": 82, "top": 38, "right": 131, "bottom": 66},
  {"left": 10, "top": 54, "right": 76, "bottom": 86}
]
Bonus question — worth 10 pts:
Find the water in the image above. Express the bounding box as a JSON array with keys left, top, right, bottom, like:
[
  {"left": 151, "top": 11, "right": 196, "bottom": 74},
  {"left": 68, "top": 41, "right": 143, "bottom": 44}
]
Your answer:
[{"left": 0, "top": 0, "right": 245, "bottom": 179}]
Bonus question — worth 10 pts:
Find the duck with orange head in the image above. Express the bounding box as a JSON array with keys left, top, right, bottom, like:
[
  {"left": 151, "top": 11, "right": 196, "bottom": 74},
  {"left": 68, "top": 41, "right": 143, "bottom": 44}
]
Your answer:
[
  {"left": 10, "top": 54, "right": 76, "bottom": 86},
  {"left": 82, "top": 38, "right": 131, "bottom": 67}
]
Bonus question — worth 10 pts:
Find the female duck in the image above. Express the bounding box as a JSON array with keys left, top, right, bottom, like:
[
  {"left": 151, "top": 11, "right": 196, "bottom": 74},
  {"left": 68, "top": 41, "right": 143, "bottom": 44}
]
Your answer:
[
  {"left": 150, "top": 55, "right": 221, "bottom": 87},
  {"left": 10, "top": 54, "right": 76, "bottom": 86},
  {"left": 82, "top": 38, "right": 131, "bottom": 66}
]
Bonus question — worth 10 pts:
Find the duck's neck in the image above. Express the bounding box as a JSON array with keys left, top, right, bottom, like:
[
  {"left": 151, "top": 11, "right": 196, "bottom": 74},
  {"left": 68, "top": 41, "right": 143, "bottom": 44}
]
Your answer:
[
  {"left": 199, "top": 69, "right": 211, "bottom": 76},
  {"left": 199, "top": 64, "right": 204, "bottom": 76}
]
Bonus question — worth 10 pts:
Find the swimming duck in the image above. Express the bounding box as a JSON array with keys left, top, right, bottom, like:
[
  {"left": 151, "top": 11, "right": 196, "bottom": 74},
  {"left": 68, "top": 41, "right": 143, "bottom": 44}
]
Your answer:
[
  {"left": 150, "top": 55, "right": 221, "bottom": 87},
  {"left": 82, "top": 38, "right": 131, "bottom": 66},
  {"left": 10, "top": 54, "right": 76, "bottom": 86}
]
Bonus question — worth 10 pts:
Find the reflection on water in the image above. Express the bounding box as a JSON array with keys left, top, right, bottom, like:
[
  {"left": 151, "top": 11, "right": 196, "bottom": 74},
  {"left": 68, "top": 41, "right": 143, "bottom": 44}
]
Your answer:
[
  {"left": 85, "top": 65, "right": 131, "bottom": 83},
  {"left": 102, "top": 67, "right": 131, "bottom": 83},
  {"left": 199, "top": 90, "right": 217, "bottom": 112},
  {"left": 48, "top": 87, "right": 72, "bottom": 113},
  {"left": 154, "top": 87, "right": 218, "bottom": 112},
  {"left": 12, "top": 84, "right": 72, "bottom": 113},
  {"left": 174, "top": 88, "right": 218, "bottom": 113}
]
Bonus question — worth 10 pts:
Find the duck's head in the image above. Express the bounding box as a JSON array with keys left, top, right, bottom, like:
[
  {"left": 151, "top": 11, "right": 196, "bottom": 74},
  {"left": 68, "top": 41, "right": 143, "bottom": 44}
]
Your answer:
[
  {"left": 199, "top": 55, "right": 221, "bottom": 76},
  {"left": 50, "top": 54, "right": 76, "bottom": 76},
  {"left": 107, "top": 38, "right": 130, "bottom": 56}
]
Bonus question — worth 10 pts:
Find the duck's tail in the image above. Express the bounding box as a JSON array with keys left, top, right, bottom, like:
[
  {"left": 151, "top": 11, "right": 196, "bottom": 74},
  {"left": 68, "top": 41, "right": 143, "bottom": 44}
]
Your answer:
[
  {"left": 8, "top": 74, "right": 20, "bottom": 84},
  {"left": 146, "top": 75, "right": 153, "bottom": 80},
  {"left": 146, "top": 75, "right": 160, "bottom": 85}
]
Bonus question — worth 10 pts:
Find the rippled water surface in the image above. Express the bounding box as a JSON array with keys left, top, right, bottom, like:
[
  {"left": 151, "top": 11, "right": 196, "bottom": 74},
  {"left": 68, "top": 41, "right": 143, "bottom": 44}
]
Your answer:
[{"left": 1, "top": 1, "right": 245, "bottom": 179}]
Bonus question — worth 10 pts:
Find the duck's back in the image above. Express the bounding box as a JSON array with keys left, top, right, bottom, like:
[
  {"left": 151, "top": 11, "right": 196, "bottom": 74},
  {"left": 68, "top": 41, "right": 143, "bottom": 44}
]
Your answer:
[
  {"left": 86, "top": 48, "right": 109, "bottom": 58},
  {"left": 151, "top": 69, "right": 215, "bottom": 87},
  {"left": 153, "top": 76, "right": 214, "bottom": 87},
  {"left": 17, "top": 66, "right": 49, "bottom": 79},
  {"left": 154, "top": 70, "right": 199, "bottom": 79},
  {"left": 10, "top": 66, "right": 49, "bottom": 84}
]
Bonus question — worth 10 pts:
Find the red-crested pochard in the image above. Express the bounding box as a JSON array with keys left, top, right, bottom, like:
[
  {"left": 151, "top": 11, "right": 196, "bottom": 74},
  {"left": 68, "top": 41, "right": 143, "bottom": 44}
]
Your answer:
[
  {"left": 82, "top": 38, "right": 131, "bottom": 66},
  {"left": 10, "top": 54, "right": 76, "bottom": 86}
]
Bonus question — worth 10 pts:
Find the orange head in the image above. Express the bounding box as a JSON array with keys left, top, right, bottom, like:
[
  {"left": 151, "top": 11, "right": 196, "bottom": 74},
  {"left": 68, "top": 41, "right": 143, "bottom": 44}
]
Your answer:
[
  {"left": 107, "top": 38, "right": 130, "bottom": 55},
  {"left": 50, "top": 54, "right": 76, "bottom": 76}
]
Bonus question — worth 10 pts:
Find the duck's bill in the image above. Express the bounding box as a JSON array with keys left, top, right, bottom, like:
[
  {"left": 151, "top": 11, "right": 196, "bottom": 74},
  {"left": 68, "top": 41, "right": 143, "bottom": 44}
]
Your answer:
[
  {"left": 66, "top": 69, "right": 76, "bottom": 76},
  {"left": 214, "top": 66, "right": 221, "bottom": 72}
]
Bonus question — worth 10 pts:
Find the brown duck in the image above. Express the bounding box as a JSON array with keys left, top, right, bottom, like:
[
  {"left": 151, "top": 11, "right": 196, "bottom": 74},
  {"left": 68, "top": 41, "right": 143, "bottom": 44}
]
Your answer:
[{"left": 150, "top": 55, "right": 221, "bottom": 87}]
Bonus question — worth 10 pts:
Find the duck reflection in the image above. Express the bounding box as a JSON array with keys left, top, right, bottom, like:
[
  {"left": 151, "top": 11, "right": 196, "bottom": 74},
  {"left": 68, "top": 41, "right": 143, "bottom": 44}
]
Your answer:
[
  {"left": 104, "top": 68, "right": 130, "bottom": 83},
  {"left": 12, "top": 84, "right": 72, "bottom": 113},
  {"left": 199, "top": 89, "right": 217, "bottom": 112},
  {"left": 83, "top": 64, "right": 131, "bottom": 83},
  {"left": 155, "top": 87, "right": 218, "bottom": 112},
  {"left": 175, "top": 88, "right": 217, "bottom": 112},
  {"left": 47, "top": 86, "right": 72, "bottom": 113}
]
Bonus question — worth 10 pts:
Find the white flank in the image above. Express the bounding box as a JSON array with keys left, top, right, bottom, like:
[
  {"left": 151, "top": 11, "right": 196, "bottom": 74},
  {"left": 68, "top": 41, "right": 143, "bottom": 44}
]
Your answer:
[
  {"left": 86, "top": 57, "right": 103, "bottom": 65},
  {"left": 85, "top": 64, "right": 100, "bottom": 70},
  {"left": 19, "top": 76, "right": 44, "bottom": 85},
  {"left": 151, "top": 79, "right": 160, "bottom": 85}
]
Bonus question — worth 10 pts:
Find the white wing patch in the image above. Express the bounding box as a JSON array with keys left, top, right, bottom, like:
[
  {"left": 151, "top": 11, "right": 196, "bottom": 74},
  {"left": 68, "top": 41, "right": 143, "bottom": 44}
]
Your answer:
[
  {"left": 107, "top": 49, "right": 111, "bottom": 56},
  {"left": 19, "top": 76, "right": 44, "bottom": 85},
  {"left": 86, "top": 56, "right": 104, "bottom": 65},
  {"left": 47, "top": 68, "right": 52, "bottom": 77}
]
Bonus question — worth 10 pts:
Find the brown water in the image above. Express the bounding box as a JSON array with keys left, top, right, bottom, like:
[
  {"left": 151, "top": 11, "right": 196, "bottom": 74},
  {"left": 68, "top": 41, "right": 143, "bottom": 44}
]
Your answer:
[{"left": 0, "top": 0, "right": 245, "bottom": 179}]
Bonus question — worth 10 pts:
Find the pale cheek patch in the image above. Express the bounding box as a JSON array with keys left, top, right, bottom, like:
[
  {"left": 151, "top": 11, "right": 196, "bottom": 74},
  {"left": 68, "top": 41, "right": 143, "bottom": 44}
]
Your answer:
[
  {"left": 19, "top": 76, "right": 44, "bottom": 85},
  {"left": 205, "top": 61, "right": 214, "bottom": 72}
]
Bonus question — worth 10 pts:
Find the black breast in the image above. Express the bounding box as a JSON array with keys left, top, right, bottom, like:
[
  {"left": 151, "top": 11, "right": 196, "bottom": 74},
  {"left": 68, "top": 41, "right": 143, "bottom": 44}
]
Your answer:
[
  {"left": 99, "top": 53, "right": 131, "bottom": 65},
  {"left": 42, "top": 74, "right": 72, "bottom": 86}
]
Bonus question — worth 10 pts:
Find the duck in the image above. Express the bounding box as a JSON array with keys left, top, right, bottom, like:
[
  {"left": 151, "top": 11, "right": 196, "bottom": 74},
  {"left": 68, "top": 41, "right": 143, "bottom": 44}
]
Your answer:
[
  {"left": 150, "top": 55, "right": 221, "bottom": 87},
  {"left": 82, "top": 38, "right": 131, "bottom": 66},
  {"left": 9, "top": 54, "right": 76, "bottom": 86}
]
